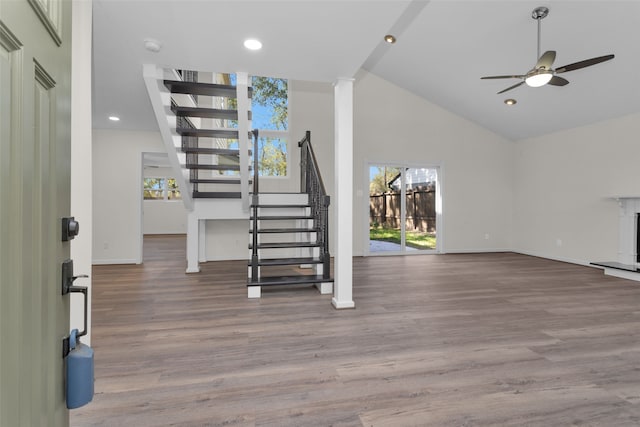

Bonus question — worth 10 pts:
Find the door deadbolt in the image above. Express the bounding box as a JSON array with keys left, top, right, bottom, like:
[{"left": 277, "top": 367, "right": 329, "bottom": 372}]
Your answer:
[{"left": 62, "top": 217, "right": 80, "bottom": 241}]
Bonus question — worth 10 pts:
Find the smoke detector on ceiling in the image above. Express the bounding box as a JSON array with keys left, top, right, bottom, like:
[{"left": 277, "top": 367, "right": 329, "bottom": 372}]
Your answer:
[{"left": 144, "top": 38, "right": 162, "bottom": 53}]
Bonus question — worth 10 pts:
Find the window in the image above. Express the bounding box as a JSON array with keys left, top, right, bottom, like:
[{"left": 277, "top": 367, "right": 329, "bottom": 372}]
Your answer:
[
  {"left": 257, "top": 137, "right": 287, "bottom": 176},
  {"left": 143, "top": 178, "right": 181, "bottom": 200},
  {"left": 228, "top": 74, "right": 289, "bottom": 176}
]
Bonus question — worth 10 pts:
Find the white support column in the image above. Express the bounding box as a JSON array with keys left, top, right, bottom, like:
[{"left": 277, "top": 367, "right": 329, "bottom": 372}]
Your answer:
[
  {"left": 236, "top": 72, "right": 250, "bottom": 212},
  {"left": 186, "top": 212, "right": 200, "bottom": 273},
  {"left": 198, "top": 219, "right": 207, "bottom": 262},
  {"left": 332, "top": 78, "right": 355, "bottom": 309}
]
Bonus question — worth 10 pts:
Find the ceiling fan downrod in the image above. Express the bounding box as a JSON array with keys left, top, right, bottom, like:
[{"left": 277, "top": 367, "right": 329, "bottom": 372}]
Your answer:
[{"left": 532, "top": 6, "right": 549, "bottom": 61}]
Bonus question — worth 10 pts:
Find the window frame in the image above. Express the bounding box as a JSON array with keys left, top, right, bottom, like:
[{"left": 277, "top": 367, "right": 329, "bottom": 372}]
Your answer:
[{"left": 143, "top": 177, "right": 182, "bottom": 201}]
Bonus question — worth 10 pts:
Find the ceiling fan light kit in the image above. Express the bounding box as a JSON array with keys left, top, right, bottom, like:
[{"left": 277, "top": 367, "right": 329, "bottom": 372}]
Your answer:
[
  {"left": 525, "top": 70, "right": 553, "bottom": 87},
  {"left": 481, "top": 6, "right": 614, "bottom": 94}
]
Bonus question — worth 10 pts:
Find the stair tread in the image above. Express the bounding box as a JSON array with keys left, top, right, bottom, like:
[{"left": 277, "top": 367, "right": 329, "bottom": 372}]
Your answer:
[
  {"left": 249, "top": 228, "right": 317, "bottom": 234},
  {"left": 252, "top": 204, "right": 311, "bottom": 209},
  {"left": 251, "top": 215, "right": 314, "bottom": 220},
  {"left": 185, "top": 164, "right": 241, "bottom": 171},
  {"left": 249, "top": 242, "right": 320, "bottom": 249},
  {"left": 193, "top": 191, "right": 241, "bottom": 199},
  {"left": 176, "top": 128, "right": 239, "bottom": 138},
  {"left": 250, "top": 257, "right": 324, "bottom": 266},
  {"left": 191, "top": 178, "right": 241, "bottom": 184},
  {"left": 164, "top": 80, "right": 253, "bottom": 98},
  {"left": 182, "top": 147, "right": 240, "bottom": 155},
  {"left": 247, "top": 275, "right": 333, "bottom": 287},
  {"left": 172, "top": 105, "right": 252, "bottom": 120}
]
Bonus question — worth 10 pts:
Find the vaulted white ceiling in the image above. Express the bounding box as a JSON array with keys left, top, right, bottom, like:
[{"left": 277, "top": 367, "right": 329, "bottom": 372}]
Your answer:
[{"left": 93, "top": 0, "right": 640, "bottom": 141}]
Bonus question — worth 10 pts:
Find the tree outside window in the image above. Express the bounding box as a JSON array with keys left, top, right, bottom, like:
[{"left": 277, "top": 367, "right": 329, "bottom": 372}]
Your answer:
[{"left": 228, "top": 75, "right": 289, "bottom": 176}]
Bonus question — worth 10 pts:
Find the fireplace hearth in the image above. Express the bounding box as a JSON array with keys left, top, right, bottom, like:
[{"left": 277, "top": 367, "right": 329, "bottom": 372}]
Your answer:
[{"left": 591, "top": 197, "right": 640, "bottom": 282}]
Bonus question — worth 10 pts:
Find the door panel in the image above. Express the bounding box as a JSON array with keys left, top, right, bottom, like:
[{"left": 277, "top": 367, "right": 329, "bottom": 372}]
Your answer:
[{"left": 1, "top": 1, "right": 72, "bottom": 425}]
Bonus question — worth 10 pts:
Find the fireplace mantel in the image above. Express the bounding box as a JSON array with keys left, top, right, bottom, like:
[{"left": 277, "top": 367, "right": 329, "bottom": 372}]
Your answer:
[{"left": 611, "top": 196, "right": 640, "bottom": 207}]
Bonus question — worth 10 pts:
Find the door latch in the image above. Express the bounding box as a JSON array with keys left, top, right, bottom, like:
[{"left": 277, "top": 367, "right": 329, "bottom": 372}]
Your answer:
[{"left": 61, "top": 259, "right": 89, "bottom": 295}]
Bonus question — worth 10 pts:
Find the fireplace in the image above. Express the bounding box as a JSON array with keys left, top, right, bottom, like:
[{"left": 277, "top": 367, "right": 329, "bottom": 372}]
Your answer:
[{"left": 591, "top": 197, "right": 640, "bottom": 280}]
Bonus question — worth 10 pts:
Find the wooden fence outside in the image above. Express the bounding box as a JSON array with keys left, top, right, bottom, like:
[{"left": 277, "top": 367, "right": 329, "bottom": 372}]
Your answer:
[{"left": 370, "top": 187, "right": 436, "bottom": 232}]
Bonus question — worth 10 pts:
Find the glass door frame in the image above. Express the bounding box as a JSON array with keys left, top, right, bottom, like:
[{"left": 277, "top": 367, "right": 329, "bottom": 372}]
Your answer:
[{"left": 364, "top": 160, "right": 443, "bottom": 256}]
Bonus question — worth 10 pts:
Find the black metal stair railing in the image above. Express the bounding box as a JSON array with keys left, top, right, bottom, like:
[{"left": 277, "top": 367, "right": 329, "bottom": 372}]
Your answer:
[{"left": 298, "top": 131, "right": 331, "bottom": 279}]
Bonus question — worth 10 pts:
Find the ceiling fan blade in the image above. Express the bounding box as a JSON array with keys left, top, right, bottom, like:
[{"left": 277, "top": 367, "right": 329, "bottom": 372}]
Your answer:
[
  {"left": 481, "top": 75, "right": 524, "bottom": 80},
  {"left": 555, "top": 54, "right": 615, "bottom": 73},
  {"left": 497, "top": 81, "right": 525, "bottom": 94},
  {"left": 536, "top": 50, "right": 556, "bottom": 70},
  {"left": 548, "top": 76, "right": 569, "bottom": 86}
]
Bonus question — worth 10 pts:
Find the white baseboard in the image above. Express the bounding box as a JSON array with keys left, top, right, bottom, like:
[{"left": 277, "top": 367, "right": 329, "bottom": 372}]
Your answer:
[
  {"left": 511, "top": 249, "right": 595, "bottom": 268},
  {"left": 444, "top": 248, "right": 513, "bottom": 254},
  {"left": 92, "top": 258, "right": 139, "bottom": 265},
  {"left": 332, "top": 298, "right": 355, "bottom": 309}
]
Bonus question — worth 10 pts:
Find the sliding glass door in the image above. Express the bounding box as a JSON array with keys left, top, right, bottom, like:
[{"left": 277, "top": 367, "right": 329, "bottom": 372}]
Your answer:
[{"left": 368, "top": 164, "right": 439, "bottom": 254}]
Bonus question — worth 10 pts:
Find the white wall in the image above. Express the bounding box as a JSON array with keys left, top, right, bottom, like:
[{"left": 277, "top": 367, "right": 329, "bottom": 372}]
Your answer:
[
  {"left": 513, "top": 112, "right": 640, "bottom": 265},
  {"left": 93, "top": 129, "right": 165, "bottom": 264},
  {"left": 352, "top": 71, "right": 514, "bottom": 255},
  {"left": 204, "top": 220, "right": 249, "bottom": 261},
  {"left": 142, "top": 166, "right": 187, "bottom": 234}
]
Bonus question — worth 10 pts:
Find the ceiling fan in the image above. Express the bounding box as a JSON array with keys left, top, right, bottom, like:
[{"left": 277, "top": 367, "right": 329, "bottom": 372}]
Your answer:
[{"left": 481, "top": 6, "right": 614, "bottom": 94}]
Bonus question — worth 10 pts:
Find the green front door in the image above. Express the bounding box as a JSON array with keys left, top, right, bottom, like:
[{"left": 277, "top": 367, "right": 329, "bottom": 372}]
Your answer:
[{"left": 1, "top": 0, "right": 73, "bottom": 425}]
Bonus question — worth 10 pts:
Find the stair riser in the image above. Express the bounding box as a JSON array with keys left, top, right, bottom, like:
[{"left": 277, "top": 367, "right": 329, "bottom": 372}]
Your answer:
[
  {"left": 255, "top": 207, "right": 310, "bottom": 216},
  {"left": 247, "top": 263, "right": 325, "bottom": 280},
  {"left": 256, "top": 193, "right": 309, "bottom": 205},
  {"left": 252, "top": 247, "right": 319, "bottom": 259},
  {"left": 251, "top": 219, "right": 315, "bottom": 228},
  {"left": 251, "top": 231, "right": 317, "bottom": 240},
  {"left": 193, "top": 183, "right": 241, "bottom": 193},
  {"left": 252, "top": 234, "right": 318, "bottom": 245}
]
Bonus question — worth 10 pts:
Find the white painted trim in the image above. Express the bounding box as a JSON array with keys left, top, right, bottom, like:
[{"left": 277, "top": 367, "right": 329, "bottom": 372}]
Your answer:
[
  {"left": 70, "top": 0, "right": 93, "bottom": 345},
  {"left": 446, "top": 248, "right": 513, "bottom": 254},
  {"left": 236, "top": 72, "right": 250, "bottom": 211},
  {"left": 364, "top": 160, "right": 443, "bottom": 256},
  {"left": 142, "top": 64, "right": 194, "bottom": 211},
  {"left": 92, "top": 258, "right": 139, "bottom": 265},
  {"left": 138, "top": 152, "right": 144, "bottom": 264},
  {"left": 602, "top": 268, "right": 640, "bottom": 282},
  {"left": 512, "top": 249, "right": 594, "bottom": 268},
  {"left": 332, "top": 297, "right": 355, "bottom": 309},
  {"left": 333, "top": 78, "right": 355, "bottom": 308}
]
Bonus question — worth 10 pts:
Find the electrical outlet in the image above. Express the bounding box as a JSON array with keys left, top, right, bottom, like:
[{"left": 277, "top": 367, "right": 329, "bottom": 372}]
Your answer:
[
  {"left": 103, "top": 242, "right": 109, "bottom": 250},
  {"left": 556, "top": 238, "right": 562, "bottom": 247},
  {"left": 484, "top": 233, "right": 490, "bottom": 240}
]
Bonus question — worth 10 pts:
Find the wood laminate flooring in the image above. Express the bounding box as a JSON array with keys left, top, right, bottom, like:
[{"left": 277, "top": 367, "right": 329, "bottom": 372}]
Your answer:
[{"left": 71, "top": 235, "right": 640, "bottom": 426}]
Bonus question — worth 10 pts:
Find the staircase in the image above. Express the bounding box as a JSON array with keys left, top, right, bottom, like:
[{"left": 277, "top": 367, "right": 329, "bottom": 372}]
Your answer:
[
  {"left": 248, "top": 131, "right": 333, "bottom": 298},
  {"left": 165, "top": 72, "right": 253, "bottom": 201},
  {"left": 143, "top": 66, "right": 333, "bottom": 298}
]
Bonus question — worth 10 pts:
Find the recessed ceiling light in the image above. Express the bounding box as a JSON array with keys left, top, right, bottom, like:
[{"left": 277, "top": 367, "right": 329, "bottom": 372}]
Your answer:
[
  {"left": 504, "top": 99, "right": 517, "bottom": 106},
  {"left": 243, "top": 39, "right": 262, "bottom": 50},
  {"left": 108, "top": 116, "right": 120, "bottom": 121},
  {"left": 384, "top": 34, "right": 396, "bottom": 44}
]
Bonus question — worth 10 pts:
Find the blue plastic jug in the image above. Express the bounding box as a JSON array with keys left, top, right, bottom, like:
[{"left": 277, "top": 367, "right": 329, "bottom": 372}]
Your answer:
[{"left": 66, "top": 329, "right": 94, "bottom": 409}]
